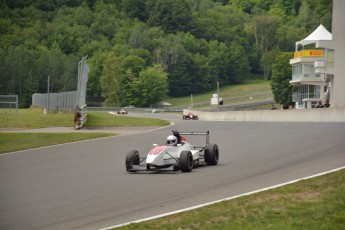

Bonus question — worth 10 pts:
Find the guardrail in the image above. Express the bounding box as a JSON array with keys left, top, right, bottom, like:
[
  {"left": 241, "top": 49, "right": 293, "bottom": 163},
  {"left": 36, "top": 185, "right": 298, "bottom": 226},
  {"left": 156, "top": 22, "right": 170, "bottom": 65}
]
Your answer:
[
  {"left": 88, "top": 107, "right": 185, "bottom": 113},
  {"left": 183, "top": 107, "right": 345, "bottom": 122},
  {"left": 88, "top": 100, "right": 275, "bottom": 113},
  {"left": 74, "top": 105, "right": 87, "bottom": 130},
  {"left": 80, "top": 105, "right": 87, "bottom": 128}
]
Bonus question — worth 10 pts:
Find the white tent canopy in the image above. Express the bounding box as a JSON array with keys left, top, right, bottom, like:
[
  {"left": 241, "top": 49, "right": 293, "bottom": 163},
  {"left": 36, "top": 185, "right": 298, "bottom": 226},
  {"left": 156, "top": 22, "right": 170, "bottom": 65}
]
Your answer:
[{"left": 295, "top": 24, "right": 332, "bottom": 50}]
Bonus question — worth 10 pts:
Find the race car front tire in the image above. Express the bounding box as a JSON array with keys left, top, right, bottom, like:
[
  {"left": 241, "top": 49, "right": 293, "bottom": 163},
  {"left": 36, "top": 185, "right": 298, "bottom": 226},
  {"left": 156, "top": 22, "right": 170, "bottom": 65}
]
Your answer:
[
  {"left": 126, "top": 150, "right": 140, "bottom": 171},
  {"left": 205, "top": 143, "right": 219, "bottom": 165},
  {"left": 180, "top": 151, "right": 193, "bottom": 172}
]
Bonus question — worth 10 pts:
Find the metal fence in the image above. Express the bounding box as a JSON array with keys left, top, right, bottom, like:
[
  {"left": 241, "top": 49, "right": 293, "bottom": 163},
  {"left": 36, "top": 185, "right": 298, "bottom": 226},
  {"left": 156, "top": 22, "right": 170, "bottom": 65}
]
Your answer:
[
  {"left": 32, "top": 91, "right": 77, "bottom": 111},
  {"left": 31, "top": 56, "right": 89, "bottom": 127},
  {"left": 76, "top": 56, "right": 89, "bottom": 127},
  {"left": 32, "top": 56, "right": 89, "bottom": 110},
  {"left": 0, "top": 95, "right": 18, "bottom": 113},
  {"left": 76, "top": 56, "right": 89, "bottom": 108}
]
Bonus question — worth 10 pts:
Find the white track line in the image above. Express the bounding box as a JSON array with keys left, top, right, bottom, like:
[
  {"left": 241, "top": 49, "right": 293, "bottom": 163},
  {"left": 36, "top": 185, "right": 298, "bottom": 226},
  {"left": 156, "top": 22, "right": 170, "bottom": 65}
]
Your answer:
[{"left": 100, "top": 165, "right": 345, "bottom": 230}]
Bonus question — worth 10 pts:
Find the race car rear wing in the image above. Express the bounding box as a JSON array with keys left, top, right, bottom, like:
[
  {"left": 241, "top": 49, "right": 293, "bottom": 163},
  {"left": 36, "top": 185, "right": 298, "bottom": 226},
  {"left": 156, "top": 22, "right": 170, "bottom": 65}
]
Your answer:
[{"left": 178, "top": 131, "right": 210, "bottom": 144}]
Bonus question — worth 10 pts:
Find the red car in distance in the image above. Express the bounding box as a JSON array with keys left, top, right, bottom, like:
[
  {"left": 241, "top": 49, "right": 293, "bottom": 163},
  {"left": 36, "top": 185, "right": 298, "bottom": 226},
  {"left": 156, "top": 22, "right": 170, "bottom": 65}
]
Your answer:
[{"left": 183, "top": 112, "right": 198, "bottom": 120}]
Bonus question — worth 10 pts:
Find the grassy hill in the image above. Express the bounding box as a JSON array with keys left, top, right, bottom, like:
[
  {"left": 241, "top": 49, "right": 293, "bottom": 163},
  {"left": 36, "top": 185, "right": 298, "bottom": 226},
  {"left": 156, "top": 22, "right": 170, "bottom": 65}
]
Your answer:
[{"left": 165, "top": 79, "right": 273, "bottom": 108}]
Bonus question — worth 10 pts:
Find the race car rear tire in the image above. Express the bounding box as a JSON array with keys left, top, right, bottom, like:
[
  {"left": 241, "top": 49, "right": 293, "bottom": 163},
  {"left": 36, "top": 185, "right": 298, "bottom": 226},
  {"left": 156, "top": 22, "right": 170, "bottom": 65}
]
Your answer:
[
  {"left": 126, "top": 150, "right": 140, "bottom": 171},
  {"left": 205, "top": 143, "right": 219, "bottom": 165},
  {"left": 180, "top": 151, "right": 193, "bottom": 172}
]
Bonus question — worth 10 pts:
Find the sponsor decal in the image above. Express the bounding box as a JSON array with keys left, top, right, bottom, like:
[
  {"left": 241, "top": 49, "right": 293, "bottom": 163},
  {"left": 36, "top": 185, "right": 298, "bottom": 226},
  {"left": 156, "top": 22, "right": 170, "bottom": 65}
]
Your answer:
[
  {"left": 294, "top": 50, "right": 324, "bottom": 58},
  {"left": 149, "top": 146, "right": 169, "bottom": 155}
]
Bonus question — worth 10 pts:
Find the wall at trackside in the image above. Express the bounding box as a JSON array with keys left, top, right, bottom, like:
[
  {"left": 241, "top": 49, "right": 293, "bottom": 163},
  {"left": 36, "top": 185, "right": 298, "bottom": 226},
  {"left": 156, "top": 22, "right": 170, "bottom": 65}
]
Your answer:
[
  {"left": 332, "top": 0, "right": 345, "bottom": 108},
  {"left": 183, "top": 108, "right": 345, "bottom": 122}
]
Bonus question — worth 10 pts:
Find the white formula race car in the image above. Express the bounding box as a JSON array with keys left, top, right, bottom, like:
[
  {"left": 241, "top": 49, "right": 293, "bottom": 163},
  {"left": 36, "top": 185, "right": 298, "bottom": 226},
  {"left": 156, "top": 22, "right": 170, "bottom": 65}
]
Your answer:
[
  {"left": 125, "top": 130, "right": 219, "bottom": 173},
  {"left": 182, "top": 112, "right": 198, "bottom": 120}
]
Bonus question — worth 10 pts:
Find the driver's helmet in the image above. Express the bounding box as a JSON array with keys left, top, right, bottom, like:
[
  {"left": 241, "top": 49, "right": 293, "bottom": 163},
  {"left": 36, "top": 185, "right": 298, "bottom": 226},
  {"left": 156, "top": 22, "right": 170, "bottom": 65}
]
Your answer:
[{"left": 167, "top": 135, "right": 177, "bottom": 146}]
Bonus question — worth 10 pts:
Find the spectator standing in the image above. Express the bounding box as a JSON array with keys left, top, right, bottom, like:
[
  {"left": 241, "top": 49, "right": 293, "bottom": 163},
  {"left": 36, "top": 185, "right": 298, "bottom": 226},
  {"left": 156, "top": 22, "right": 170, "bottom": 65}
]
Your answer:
[{"left": 74, "top": 107, "right": 81, "bottom": 129}]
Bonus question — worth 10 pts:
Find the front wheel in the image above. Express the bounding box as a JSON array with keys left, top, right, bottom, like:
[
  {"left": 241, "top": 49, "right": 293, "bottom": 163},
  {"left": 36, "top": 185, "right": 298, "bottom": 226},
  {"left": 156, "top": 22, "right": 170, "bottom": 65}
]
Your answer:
[
  {"left": 126, "top": 150, "right": 140, "bottom": 171},
  {"left": 180, "top": 151, "right": 193, "bottom": 172},
  {"left": 205, "top": 143, "right": 219, "bottom": 165}
]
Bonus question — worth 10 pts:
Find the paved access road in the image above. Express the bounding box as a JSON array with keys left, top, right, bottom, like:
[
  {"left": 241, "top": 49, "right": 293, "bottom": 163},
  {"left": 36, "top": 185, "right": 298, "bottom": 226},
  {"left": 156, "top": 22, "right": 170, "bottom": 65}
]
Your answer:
[{"left": 1, "top": 113, "right": 345, "bottom": 230}]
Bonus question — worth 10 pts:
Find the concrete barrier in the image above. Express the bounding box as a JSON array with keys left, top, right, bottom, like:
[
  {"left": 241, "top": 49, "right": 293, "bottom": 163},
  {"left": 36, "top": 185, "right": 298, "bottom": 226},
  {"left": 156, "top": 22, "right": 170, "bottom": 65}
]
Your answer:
[{"left": 183, "top": 107, "right": 345, "bottom": 122}]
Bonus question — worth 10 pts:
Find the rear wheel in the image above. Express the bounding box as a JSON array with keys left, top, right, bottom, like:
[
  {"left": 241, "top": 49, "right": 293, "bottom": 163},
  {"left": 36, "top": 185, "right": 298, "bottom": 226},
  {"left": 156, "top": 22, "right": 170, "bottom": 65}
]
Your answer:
[
  {"left": 126, "top": 150, "right": 140, "bottom": 171},
  {"left": 180, "top": 151, "right": 193, "bottom": 172},
  {"left": 205, "top": 143, "right": 219, "bottom": 165}
]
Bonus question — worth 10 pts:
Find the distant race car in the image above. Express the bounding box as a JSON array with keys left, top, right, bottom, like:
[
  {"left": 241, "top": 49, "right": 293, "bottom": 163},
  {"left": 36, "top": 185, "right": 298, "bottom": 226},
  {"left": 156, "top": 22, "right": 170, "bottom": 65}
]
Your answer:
[
  {"left": 117, "top": 108, "right": 128, "bottom": 114},
  {"left": 123, "top": 105, "right": 136, "bottom": 109},
  {"left": 125, "top": 130, "right": 219, "bottom": 173},
  {"left": 183, "top": 112, "right": 198, "bottom": 120}
]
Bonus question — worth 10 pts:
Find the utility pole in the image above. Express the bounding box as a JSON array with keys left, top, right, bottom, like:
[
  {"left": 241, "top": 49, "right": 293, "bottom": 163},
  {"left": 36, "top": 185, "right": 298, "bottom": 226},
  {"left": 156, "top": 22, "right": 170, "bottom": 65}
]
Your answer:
[
  {"left": 190, "top": 94, "right": 193, "bottom": 108},
  {"left": 217, "top": 81, "right": 219, "bottom": 111},
  {"left": 47, "top": 76, "right": 50, "bottom": 114}
]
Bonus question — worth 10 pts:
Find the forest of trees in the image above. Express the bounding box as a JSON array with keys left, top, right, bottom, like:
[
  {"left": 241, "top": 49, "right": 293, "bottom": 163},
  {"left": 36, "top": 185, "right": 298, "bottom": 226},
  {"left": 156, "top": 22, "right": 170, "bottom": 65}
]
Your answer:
[{"left": 0, "top": 0, "right": 332, "bottom": 107}]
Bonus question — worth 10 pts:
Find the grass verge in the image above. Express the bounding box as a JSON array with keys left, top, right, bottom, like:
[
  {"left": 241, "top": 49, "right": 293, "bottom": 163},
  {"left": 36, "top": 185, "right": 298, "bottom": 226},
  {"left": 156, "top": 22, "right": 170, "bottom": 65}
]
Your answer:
[
  {"left": 0, "top": 133, "right": 117, "bottom": 154},
  {"left": 0, "top": 109, "right": 170, "bottom": 129},
  {"left": 85, "top": 111, "right": 170, "bottom": 127},
  {"left": 116, "top": 168, "right": 345, "bottom": 230},
  {"left": 0, "top": 109, "right": 170, "bottom": 154}
]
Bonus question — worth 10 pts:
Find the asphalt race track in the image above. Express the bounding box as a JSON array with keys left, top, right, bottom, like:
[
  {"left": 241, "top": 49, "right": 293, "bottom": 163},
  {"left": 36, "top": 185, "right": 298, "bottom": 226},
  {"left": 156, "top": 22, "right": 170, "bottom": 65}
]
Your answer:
[{"left": 1, "top": 113, "right": 345, "bottom": 230}]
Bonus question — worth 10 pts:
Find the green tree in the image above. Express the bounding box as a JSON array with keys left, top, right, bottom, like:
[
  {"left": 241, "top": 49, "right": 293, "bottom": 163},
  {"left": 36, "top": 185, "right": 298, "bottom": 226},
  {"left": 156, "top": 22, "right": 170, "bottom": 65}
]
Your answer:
[
  {"left": 90, "top": 1, "right": 122, "bottom": 40},
  {"left": 0, "top": 46, "right": 39, "bottom": 107},
  {"left": 129, "top": 48, "right": 153, "bottom": 67},
  {"left": 249, "top": 14, "right": 281, "bottom": 77},
  {"left": 296, "top": 0, "right": 314, "bottom": 31},
  {"left": 191, "top": 5, "right": 246, "bottom": 45},
  {"left": 270, "top": 52, "right": 294, "bottom": 105},
  {"left": 160, "top": 33, "right": 211, "bottom": 96},
  {"left": 226, "top": 42, "right": 250, "bottom": 83},
  {"left": 0, "top": 0, "right": 333, "bottom": 107},
  {"left": 123, "top": 55, "right": 146, "bottom": 77},
  {"left": 260, "top": 49, "right": 279, "bottom": 80},
  {"left": 207, "top": 40, "right": 229, "bottom": 85},
  {"left": 100, "top": 55, "right": 125, "bottom": 106},
  {"left": 121, "top": 0, "right": 147, "bottom": 21},
  {"left": 87, "top": 51, "right": 106, "bottom": 105},
  {"left": 127, "top": 65, "right": 168, "bottom": 106},
  {"left": 167, "top": 55, "right": 194, "bottom": 96},
  {"left": 146, "top": 0, "right": 192, "bottom": 34},
  {"left": 100, "top": 54, "right": 151, "bottom": 106},
  {"left": 296, "top": 0, "right": 332, "bottom": 33},
  {"left": 276, "top": 24, "right": 305, "bottom": 52},
  {"left": 127, "top": 22, "right": 165, "bottom": 52},
  {"left": 35, "top": 46, "right": 78, "bottom": 93}
]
